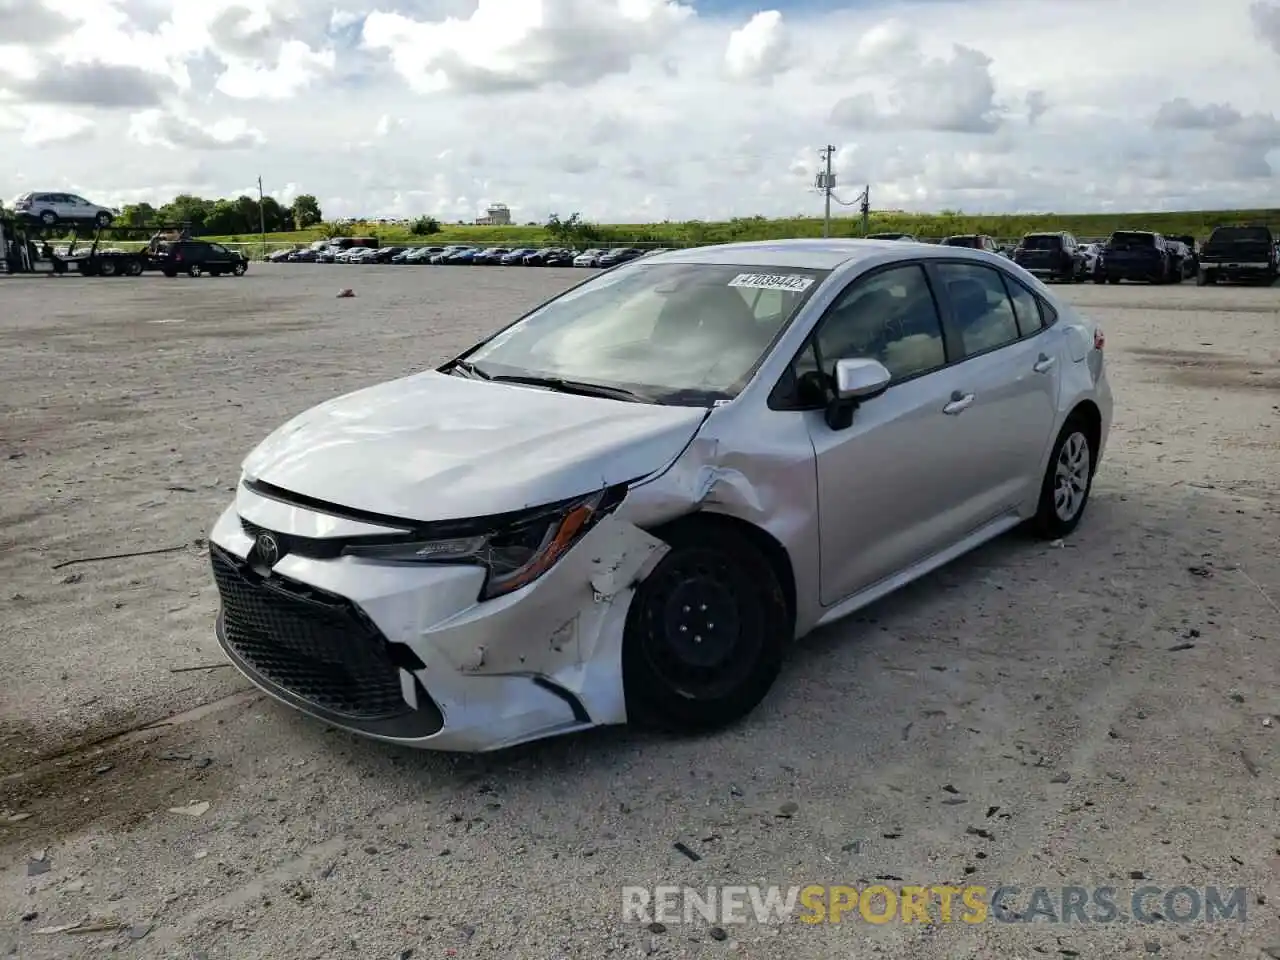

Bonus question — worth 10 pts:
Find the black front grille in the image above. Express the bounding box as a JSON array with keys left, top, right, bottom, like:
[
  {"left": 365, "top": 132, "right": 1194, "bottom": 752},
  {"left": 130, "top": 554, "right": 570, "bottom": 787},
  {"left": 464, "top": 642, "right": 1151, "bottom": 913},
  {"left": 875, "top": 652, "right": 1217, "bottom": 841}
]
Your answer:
[{"left": 211, "top": 546, "right": 409, "bottom": 720}]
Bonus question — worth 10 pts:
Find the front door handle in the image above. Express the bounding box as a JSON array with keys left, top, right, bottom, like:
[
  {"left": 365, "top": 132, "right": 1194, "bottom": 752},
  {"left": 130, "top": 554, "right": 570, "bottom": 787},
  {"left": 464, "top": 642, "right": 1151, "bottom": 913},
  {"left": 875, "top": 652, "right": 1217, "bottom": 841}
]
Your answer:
[
  {"left": 943, "top": 391, "right": 975, "bottom": 415},
  {"left": 1033, "top": 353, "right": 1055, "bottom": 373}
]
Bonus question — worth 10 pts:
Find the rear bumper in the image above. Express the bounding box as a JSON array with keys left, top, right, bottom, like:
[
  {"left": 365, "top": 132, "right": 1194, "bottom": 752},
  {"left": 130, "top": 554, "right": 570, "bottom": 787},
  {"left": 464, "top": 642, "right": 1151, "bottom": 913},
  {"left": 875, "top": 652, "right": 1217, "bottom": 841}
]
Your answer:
[
  {"left": 1200, "top": 261, "right": 1272, "bottom": 274},
  {"left": 1104, "top": 262, "right": 1162, "bottom": 281}
]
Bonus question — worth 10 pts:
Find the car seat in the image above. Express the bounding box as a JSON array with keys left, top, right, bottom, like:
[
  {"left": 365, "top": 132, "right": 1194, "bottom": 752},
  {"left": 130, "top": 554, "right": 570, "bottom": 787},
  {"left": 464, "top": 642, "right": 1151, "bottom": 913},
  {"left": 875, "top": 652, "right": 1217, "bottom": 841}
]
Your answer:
[{"left": 651, "top": 285, "right": 758, "bottom": 346}]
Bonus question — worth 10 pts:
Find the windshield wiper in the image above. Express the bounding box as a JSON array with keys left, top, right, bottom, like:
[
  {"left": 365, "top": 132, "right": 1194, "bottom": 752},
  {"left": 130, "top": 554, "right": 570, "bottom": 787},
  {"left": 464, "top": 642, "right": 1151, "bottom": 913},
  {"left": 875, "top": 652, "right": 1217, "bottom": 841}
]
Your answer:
[
  {"left": 487, "top": 374, "right": 651, "bottom": 403},
  {"left": 449, "top": 359, "right": 491, "bottom": 380}
]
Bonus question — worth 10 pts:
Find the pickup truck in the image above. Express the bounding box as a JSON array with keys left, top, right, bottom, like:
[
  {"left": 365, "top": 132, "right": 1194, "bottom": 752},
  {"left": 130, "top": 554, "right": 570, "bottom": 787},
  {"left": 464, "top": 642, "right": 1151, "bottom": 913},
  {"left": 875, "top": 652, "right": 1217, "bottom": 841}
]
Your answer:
[{"left": 1196, "top": 225, "right": 1277, "bottom": 286}]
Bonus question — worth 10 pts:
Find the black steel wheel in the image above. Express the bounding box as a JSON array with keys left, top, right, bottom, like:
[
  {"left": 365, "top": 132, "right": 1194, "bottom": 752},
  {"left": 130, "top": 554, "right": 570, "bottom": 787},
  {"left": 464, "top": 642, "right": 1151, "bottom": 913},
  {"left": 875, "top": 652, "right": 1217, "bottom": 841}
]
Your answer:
[{"left": 622, "top": 522, "right": 788, "bottom": 733}]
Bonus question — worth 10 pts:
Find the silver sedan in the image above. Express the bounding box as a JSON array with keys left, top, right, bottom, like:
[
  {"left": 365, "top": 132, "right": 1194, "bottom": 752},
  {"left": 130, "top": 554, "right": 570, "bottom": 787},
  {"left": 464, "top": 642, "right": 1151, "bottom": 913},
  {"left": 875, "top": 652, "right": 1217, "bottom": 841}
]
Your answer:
[{"left": 208, "top": 239, "right": 1112, "bottom": 751}]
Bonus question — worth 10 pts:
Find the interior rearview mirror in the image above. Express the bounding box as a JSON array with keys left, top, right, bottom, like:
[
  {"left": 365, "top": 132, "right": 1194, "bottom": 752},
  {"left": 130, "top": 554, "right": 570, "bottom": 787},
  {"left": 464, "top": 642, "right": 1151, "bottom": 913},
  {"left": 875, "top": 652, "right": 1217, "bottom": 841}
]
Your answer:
[{"left": 834, "top": 357, "right": 892, "bottom": 402}]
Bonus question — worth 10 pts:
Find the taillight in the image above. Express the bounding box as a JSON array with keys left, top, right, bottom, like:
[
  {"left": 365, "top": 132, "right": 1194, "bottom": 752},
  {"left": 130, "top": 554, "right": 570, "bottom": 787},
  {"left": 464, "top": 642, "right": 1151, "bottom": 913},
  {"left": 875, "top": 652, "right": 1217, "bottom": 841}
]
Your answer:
[{"left": 1093, "top": 328, "right": 1105, "bottom": 351}]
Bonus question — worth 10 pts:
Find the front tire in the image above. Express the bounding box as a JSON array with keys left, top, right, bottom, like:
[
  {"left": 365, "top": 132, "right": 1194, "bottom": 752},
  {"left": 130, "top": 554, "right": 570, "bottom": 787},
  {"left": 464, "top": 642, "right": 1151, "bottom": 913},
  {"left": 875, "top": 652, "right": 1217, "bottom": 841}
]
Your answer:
[
  {"left": 1031, "top": 419, "right": 1095, "bottom": 540},
  {"left": 623, "top": 523, "right": 788, "bottom": 733},
  {"left": 232, "top": 262, "right": 247, "bottom": 276}
]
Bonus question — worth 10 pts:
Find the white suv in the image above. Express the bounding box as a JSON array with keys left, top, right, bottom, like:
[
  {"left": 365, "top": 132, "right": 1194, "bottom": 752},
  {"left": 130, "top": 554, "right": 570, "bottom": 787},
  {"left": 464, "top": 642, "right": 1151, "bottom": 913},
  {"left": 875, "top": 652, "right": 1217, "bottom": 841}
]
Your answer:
[{"left": 12, "top": 192, "right": 115, "bottom": 227}]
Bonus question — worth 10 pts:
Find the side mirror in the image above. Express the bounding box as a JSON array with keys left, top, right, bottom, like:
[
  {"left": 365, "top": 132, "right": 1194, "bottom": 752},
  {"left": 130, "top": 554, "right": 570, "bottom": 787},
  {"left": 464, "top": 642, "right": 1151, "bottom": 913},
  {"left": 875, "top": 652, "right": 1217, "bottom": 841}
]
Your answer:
[
  {"left": 834, "top": 357, "right": 892, "bottom": 401},
  {"left": 825, "top": 358, "right": 892, "bottom": 430}
]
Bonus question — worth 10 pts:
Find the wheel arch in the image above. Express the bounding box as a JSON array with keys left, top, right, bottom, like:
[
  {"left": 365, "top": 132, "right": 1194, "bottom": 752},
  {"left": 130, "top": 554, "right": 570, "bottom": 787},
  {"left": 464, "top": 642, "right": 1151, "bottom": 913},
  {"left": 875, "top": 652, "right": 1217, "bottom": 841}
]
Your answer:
[
  {"left": 1065, "top": 399, "right": 1102, "bottom": 477},
  {"left": 646, "top": 510, "right": 798, "bottom": 637}
]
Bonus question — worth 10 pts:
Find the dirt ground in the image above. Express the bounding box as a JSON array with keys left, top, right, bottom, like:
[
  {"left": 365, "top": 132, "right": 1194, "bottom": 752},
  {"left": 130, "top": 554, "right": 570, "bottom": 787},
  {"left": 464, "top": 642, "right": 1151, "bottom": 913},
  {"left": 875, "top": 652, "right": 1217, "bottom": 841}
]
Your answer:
[{"left": 0, "top": 265, "right": 1277, "bottom": 959}]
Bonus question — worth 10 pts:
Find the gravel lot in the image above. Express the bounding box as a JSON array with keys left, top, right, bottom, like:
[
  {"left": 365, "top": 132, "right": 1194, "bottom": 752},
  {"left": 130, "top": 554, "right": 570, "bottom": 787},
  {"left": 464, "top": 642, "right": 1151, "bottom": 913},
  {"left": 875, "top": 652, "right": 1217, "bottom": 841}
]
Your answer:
[{"left": 1, "top": 264, "right": 1278, "bottom": 959}]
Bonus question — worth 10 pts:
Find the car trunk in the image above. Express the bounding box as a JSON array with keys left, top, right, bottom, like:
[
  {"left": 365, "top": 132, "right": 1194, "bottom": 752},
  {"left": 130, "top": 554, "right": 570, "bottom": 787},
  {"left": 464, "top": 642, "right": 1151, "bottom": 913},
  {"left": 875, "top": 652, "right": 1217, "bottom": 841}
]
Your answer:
[
  {"left": 1015, "top": 238, "right": 1069, "bottom": 272},
  {"left": 1201, "top": 230, "right": 1271, "bottom": 263},
  {"left": 1104, "top": 233, "right": 1162, "bottom": 269}
]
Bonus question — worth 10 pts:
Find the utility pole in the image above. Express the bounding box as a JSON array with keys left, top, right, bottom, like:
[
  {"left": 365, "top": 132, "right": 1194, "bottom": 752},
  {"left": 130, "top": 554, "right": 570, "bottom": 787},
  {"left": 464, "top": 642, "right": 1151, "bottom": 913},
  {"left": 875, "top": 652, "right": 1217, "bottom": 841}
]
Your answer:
[
  {"left": 256, "top": 175, "right": 267, "bottom": 261},
  {"left": 815, "top": 145, "right": 836, "bottom": 238},
  {"left": 861, "top": 184, "right": 870, "bottom": 236}
]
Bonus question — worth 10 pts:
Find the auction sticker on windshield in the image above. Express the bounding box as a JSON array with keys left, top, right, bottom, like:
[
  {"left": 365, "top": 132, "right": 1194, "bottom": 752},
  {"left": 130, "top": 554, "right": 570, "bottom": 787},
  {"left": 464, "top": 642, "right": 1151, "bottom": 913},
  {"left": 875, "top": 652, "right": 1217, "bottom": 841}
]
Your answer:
[{"left": 728, "top": 273, "right": 815, "bottom": 292}]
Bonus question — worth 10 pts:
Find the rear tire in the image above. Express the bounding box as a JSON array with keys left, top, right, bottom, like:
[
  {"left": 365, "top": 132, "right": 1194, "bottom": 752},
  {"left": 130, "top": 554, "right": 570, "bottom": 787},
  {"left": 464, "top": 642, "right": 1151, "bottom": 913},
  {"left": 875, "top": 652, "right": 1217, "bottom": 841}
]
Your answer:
[
  {"left": 1195, "top": 269, "right": 1212, "bottom": 286},
  {"left": 98, "top": 260, "right": 116, "bottom": 277},
  {"left": 163, "top": 268, "right": 177, "bottom": 278},
  {"left": 1107, "top": 276, "right": 1120, "bottom": 284},
  {"left": 1030, "top": 418, "right": 1095, "bottom": 540},
  {"left": 623, "top": 523, "right": 788, "bottom": 734},
  {"left": 187, "top": 264, "right": 201, "bottom": 278}
]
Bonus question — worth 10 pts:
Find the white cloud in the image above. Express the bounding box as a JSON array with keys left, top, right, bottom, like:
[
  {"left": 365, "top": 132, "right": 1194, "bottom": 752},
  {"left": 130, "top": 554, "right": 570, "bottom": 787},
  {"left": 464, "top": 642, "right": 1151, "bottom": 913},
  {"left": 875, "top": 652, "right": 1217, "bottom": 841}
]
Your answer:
[
  {"left": 129, "top": 109, "right": 265, "bottom": 149},
  {"left": 0, "top": 0, "right": 1276, "bottom": 221},
  {"left": 724, "top": 10, "right": 791, "bottom": 83},
  {"left": 360, "top": 0, "right": 695, "bottom": 93},
  {"left": 17, "top": 107, "right": 95, "bottom": 146},
  {"left": 216, "top": 38, "right": 336, "bottom": 99}
]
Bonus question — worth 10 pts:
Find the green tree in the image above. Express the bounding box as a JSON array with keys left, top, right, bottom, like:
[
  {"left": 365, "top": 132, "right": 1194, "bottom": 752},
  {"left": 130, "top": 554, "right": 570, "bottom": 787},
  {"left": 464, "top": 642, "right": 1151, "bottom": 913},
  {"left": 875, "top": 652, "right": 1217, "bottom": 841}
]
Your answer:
[
  {"left": 409, "top": 216, "right": 440, "bottom": 236},
  {"left": 319, "top": 220, "right": 353, "bottom": 239},
  {"left": 260, "top": 196, "right": 290, "bottom": 232},
  {"left": 291, "top": 195, "right": 322, "bottom": 229},
  {"left": 158, "top": 194, "right": 212, "bottom": 232}
]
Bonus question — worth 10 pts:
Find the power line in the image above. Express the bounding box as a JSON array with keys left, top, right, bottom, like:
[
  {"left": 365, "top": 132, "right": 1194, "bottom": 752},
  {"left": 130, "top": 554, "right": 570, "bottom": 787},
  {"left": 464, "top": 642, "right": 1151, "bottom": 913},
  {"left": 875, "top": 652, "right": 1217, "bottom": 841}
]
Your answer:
[{"left": 814, "top": 146, "right": 872, "bottom": 236}]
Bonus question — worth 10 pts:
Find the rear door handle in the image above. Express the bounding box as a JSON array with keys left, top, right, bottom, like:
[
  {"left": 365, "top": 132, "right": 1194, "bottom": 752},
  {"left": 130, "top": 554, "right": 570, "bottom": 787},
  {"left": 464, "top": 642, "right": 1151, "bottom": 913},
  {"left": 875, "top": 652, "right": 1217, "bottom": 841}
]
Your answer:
[
  {"left": 1033, "top": 353, "right": 1055, "bottom": 373},
  {"left": 943, "top": 392, "right": 975, "bottom": 415}
]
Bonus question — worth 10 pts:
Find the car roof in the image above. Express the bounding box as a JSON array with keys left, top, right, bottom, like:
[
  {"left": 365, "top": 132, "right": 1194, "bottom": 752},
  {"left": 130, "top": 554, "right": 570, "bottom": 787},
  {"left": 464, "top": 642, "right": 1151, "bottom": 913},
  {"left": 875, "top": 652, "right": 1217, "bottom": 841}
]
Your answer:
[{"left": 644, "top": 238, "right": 955, "bottom": 270}]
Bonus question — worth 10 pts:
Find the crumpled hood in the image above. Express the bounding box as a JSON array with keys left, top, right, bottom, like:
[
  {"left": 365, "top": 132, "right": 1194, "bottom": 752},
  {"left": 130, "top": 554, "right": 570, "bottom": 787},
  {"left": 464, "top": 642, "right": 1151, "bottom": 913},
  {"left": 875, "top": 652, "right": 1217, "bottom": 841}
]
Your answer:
[{"left": 241, "top": 371, "right": 708, "bottom": 522}]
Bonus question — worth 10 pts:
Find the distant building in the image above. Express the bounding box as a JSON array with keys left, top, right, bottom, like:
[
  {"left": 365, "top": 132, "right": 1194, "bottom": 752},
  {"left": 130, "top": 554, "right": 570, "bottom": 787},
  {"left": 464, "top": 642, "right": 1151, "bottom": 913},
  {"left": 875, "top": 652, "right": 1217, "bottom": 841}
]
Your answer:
[{"left": 476, "top": 203, "right": 511, "bottom": 226}]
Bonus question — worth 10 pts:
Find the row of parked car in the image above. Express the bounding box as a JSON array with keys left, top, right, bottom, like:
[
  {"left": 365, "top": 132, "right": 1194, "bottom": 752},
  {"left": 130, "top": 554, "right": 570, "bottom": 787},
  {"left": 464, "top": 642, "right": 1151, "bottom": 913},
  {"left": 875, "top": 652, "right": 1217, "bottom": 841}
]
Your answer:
[
  {"left": 269, "top": 240, "right": 665, "bottom": 268},
  {"left": 264, "top": 225, "right": 1279, "bottom": 286},
  {"left": 927, "top": 224, "right": 1278, "bottom": 286}
]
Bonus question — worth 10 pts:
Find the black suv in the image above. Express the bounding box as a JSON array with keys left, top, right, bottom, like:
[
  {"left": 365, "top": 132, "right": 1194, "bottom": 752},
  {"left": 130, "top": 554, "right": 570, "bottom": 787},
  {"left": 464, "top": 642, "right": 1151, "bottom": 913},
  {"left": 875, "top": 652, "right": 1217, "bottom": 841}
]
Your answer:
[
  {"left": 149, "top": 239, "right": 250, "bottom": 277},
  {"left": 1196, "top": 225, "right": 1277, "bottom": 286},
  {"left": 1098, "top": 231, "right": 1173, "bottom": 284},
  {"left": 1013, "top": 232, "right": 1086, "bottom": 282}
]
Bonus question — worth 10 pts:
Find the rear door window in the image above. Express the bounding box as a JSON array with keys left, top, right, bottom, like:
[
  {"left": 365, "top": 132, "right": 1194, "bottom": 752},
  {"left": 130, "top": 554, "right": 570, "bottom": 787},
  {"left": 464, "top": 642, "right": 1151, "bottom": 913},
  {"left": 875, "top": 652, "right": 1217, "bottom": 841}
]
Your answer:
[{"left": 935, "top": 262, "right": 1021, "bottom": 356}]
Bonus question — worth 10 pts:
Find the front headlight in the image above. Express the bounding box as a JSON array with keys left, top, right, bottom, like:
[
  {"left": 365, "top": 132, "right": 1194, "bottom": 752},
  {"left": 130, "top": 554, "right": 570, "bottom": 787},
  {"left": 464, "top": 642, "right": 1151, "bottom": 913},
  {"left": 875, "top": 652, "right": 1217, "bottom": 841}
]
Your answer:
[{"left": 341, "top": 488, "right": 621, "bottom": 601}]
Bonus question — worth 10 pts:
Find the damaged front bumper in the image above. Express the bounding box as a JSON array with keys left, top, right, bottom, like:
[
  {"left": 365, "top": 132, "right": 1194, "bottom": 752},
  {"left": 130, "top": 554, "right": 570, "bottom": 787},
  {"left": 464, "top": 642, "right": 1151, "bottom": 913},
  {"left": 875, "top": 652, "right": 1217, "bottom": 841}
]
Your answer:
[{"left": 207, "top": 492, "right": 668, "bottom": 751}]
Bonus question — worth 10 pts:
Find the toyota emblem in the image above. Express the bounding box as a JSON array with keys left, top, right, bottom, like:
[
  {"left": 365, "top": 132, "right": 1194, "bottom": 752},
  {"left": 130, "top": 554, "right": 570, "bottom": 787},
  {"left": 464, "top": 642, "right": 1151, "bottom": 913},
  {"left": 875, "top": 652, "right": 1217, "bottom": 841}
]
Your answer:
[{"left": 256, "top": 532, "right": 280, "bottom": 567}]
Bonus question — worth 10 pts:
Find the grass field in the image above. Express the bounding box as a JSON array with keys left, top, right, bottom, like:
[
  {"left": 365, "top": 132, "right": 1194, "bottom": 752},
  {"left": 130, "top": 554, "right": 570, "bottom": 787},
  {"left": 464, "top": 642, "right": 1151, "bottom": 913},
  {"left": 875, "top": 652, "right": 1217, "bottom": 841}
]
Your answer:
[{"left": 201, "top": 208, "right": 1280, "bottom": 248}]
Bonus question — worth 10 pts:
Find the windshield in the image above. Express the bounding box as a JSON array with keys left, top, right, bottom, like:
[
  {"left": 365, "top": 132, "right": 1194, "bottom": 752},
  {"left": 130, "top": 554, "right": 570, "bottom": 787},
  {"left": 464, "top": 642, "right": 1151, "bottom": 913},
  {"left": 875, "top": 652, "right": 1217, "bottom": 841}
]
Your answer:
[
  {"left": 1021, "top": 235, "right": 1061, "bottom": 250},
  {"left": 1210, "top": 226, "right": 1270, "bottom": 243},
  {"left": 460, "top": 262, "right": 829, "bottom": 405},
  {"left": 1110, "top": 232, "right": 1156, "bottom": 247}
]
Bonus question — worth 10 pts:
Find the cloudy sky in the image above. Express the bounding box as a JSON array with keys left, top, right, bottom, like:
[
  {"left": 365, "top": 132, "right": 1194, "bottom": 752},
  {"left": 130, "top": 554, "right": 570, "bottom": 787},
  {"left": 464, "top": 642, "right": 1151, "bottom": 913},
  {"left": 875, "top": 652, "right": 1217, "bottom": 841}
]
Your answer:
[{"left": 1, "top": 0, "right": 1278, "bottom": 223}]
